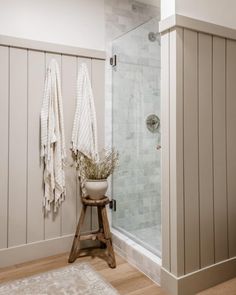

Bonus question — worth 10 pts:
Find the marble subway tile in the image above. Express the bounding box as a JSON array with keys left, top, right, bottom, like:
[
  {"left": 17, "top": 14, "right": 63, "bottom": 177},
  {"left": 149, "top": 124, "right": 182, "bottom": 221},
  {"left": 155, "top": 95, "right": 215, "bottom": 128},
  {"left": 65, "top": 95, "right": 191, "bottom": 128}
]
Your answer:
[{"left": 105, "top": 0, "right": 161, "bottom": 261}]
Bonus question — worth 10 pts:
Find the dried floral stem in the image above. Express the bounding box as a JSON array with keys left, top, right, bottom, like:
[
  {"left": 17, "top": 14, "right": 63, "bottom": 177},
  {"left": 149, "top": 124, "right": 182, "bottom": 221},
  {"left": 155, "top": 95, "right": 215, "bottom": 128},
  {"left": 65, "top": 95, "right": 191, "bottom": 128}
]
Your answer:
[{"left": 79, "top": 149, "right": 119, "bottom": 180}]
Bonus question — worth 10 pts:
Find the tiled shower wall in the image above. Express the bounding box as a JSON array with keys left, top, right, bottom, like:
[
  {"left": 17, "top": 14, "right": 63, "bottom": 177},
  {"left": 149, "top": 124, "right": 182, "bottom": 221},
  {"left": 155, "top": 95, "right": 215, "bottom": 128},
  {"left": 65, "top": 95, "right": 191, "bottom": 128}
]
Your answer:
[
  {"left": 104, "top": 0, "right": 160, "bottom": 148},
  {"left": 104, "top": 1, "right": 160, "bottom": 249},
  {"left": 112, "top": 17, "right": 161, "bottom": 232}
]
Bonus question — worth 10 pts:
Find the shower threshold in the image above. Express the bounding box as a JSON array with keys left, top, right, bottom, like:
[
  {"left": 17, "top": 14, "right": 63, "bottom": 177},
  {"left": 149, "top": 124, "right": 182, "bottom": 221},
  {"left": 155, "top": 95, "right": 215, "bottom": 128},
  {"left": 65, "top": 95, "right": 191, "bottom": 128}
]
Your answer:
[
  {"left": 111, "top": 227, "right": 161, "bottom": 285},
  {"left": 113, "top": 225, "right": 161, "bottom": 257}
]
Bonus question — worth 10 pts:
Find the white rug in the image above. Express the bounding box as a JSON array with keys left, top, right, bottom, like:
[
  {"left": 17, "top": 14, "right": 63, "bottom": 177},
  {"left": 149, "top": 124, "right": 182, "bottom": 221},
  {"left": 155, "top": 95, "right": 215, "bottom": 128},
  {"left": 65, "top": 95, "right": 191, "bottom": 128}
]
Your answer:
[{"left": 0, "top": 263, "right": 119, "bottom": 295}]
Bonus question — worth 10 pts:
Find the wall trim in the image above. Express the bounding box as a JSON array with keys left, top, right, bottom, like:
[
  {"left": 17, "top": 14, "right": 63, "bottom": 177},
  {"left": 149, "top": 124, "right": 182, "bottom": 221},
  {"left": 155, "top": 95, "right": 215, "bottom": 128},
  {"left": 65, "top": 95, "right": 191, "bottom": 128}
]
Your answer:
[
  {"left": 0, "top": 35, "right": 106, "bottom": 60},
  {"left": 161, "top": 256, "right": 236, "bottom": 295},
  {"left": 0, "top": 235, "right": 74, "bottom": 268},
  {"left": 159, "top": 14, "right": 236, "bottom": 41}
]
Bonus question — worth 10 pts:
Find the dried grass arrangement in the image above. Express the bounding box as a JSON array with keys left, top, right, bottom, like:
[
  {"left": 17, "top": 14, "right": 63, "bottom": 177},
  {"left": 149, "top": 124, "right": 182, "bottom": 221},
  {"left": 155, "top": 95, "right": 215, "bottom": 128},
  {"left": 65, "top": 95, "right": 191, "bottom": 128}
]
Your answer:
[{"left": 81, "top": 149, "right": 119, "bottom": 180}]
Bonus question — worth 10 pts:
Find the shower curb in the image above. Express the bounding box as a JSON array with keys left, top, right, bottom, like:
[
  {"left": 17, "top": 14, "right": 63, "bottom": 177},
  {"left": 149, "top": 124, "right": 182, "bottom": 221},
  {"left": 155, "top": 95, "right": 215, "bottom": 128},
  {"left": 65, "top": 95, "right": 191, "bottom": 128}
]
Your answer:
[{"left": 112, "top": 228, "right": 161, "bottom": 285}]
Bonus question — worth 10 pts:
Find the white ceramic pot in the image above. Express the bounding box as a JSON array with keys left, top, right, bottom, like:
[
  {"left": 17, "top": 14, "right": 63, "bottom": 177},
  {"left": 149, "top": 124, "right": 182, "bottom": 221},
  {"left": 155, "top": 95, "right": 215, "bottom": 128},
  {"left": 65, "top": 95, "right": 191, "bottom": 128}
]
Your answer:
[{"left": 85, "top": 179, "right": 108, "bottom": 199}]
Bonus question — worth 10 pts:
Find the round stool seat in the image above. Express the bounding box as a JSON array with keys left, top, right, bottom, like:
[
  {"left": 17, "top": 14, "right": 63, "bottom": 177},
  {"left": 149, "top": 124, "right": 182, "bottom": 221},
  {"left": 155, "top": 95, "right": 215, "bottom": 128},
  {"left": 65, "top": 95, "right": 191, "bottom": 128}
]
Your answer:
[{"left": 82, "top": 196, "right": 110, "bottom": 207}]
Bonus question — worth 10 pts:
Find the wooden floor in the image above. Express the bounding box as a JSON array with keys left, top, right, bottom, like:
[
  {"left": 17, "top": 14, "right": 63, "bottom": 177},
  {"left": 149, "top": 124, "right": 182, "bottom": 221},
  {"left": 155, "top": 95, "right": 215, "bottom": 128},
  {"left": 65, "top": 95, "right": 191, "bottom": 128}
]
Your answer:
[{"left": 0, "top": 250, "right": 235, "bottom": 294}]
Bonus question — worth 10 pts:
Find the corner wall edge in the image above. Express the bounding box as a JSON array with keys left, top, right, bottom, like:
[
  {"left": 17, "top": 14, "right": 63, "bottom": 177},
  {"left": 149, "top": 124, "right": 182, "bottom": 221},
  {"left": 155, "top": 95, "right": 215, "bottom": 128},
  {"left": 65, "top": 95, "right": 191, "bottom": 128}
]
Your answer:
[{"left": 159, "top": 14, "right": 236, "bottom": 40}]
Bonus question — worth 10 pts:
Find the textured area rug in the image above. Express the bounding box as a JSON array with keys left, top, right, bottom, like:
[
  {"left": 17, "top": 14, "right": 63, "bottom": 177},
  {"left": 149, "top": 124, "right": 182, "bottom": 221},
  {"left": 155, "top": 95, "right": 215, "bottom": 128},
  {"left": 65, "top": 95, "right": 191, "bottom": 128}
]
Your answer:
[{"left": 0, "top": 263, "right": 119, "bottom": 295}]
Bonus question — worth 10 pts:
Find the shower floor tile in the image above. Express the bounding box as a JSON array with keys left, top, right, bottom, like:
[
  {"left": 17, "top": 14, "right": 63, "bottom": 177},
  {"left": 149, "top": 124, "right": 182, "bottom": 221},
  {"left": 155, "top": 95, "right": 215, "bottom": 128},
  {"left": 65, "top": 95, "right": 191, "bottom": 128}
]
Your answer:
[{"left": 130, "top": 224, "right": 161, "bottom": 256}]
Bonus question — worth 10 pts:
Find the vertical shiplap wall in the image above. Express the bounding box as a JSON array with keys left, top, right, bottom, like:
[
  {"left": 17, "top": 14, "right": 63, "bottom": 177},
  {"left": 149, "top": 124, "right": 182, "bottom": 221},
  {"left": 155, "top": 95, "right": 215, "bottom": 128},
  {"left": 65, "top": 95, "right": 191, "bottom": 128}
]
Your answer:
[
  {"left": 226, "top": 40, "right": 236, "bottom": 258},
  {"left": 27, "top": 50, "right": 45, "bottom": 243},
  {"left": 161, "top": 31, "right": 170, "bottom": 271},
  {"left": 0, "top": 46, "right": 9, "bottom": 249},
  {"left": 0, "top": 45, "right": 105, "bottom": 251},
  {"left": 162, "top": 27, "right": 236, "bottom": 276}
]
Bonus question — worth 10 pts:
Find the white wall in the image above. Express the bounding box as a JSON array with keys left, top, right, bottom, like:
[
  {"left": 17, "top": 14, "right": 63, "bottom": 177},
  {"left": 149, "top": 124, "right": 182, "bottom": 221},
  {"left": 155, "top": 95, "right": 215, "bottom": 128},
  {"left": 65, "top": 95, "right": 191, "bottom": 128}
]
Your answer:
[
  {"left": 0, "top": 0, "right": 105, "bottom": 50},
  {"left": 161, "top": 0, "right": 175, "bottom": 20},
  {"left": 176, "top": 0, "right": 236, "bottom": 29},
  {"left": 162, "top": 0, "right": 236, "bottom": 30}
]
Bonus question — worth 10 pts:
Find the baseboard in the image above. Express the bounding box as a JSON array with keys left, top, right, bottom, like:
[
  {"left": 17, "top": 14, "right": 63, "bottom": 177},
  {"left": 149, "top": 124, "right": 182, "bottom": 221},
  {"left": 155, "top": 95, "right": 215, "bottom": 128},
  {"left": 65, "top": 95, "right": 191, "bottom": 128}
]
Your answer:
[
  {"left": 0, "top": 235, "right": 74, "bottom": 268},
  {"left": 0, "top": 234, "right": 102, "bottom": 269},
  {"left": 161, "top": 256, "right": 236, "bottom": 295}
]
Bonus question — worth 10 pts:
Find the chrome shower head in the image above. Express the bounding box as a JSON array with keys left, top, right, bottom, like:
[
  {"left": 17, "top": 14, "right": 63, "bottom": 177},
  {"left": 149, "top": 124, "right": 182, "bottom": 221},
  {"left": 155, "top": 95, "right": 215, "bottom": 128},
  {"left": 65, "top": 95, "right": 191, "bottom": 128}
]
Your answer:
[
  {"left": 148, "top": 32, "right": 160, "bottom": 45},
  {"left": 148, "top": 32, "right": 158, "bottom": 42}
]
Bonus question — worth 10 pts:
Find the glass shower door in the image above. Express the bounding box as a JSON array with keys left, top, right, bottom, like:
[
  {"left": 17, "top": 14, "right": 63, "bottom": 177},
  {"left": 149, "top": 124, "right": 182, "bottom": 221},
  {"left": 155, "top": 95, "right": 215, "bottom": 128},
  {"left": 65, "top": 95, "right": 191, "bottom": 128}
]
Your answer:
[{"left": 112, "top": 17, "right": 161, "bottom": 256}]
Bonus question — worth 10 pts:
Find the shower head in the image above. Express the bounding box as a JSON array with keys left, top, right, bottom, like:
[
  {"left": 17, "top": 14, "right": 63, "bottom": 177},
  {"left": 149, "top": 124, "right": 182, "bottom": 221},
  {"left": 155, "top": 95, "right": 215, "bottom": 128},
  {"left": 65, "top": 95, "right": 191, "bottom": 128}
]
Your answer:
[
  {"left": 148, "top": 32, "right": 158, "bottom": 42},
  {"left": 148, "top": 32, "right": 160, "bottom": 45}
]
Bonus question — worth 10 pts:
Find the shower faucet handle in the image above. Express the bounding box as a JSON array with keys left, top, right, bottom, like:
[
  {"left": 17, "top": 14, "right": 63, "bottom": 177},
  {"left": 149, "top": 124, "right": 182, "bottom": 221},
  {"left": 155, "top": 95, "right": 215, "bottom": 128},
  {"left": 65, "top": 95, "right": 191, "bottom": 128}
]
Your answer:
[{"left": 156, "top": 144, "right": 161, "bottom": 150}]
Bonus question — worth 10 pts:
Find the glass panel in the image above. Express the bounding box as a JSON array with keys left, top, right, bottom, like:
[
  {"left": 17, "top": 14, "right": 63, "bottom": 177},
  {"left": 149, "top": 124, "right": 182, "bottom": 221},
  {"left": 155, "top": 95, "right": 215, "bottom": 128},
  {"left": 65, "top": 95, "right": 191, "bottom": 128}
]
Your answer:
[{"left": 112, "top": 17, "right": 161, "bottom": 257}]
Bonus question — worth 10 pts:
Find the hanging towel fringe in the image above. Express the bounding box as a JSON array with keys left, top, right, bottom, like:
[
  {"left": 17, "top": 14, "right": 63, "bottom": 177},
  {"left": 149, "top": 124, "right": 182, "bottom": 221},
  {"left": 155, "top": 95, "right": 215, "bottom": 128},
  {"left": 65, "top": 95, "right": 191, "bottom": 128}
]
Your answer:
[{"left": 41, "top": 59, "right": 66, "bottom": 212}]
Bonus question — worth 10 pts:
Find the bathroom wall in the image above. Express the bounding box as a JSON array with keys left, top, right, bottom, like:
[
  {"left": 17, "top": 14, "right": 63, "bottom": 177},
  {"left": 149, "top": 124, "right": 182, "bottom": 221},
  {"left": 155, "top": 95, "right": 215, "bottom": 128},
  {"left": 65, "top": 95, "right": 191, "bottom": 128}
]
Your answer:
[
  {"left": 160, "top": 1, "right": 236, "bottom": 294},
  {"left": 161, "top": 20, "right": 236, "bottom": 295},
  {"left": 162, "top": 0, "right": 236, "bottom": 30},
  {"left": 0, "top": 37, "right": 105, "bottom": 267},
  {"left": 0, "top": 0, "right": 105, "bottom": 50},
  {"left": 0, "top": 0, "right": 107, "bottom": 268},
  {"left": 161, "top": 0, "right": 175, "bottom": 20},
  {"left": 104, "top": 0, "right": 160, "bottom": 149}
]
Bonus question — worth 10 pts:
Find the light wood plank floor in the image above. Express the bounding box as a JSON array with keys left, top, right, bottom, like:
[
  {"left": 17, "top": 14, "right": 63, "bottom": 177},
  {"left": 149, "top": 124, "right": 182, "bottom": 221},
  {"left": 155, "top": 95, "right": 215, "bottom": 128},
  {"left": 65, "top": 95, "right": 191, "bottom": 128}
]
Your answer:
[{"left": 0, "top": 250, "right": 235, "bottom": 294}]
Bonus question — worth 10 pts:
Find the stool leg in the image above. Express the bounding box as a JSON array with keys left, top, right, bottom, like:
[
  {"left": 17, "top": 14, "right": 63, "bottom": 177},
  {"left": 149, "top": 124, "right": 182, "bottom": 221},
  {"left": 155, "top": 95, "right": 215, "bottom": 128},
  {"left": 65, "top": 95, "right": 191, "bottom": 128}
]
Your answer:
[
  {"left": 98, "top": 207, "right": 103, "bottom": 231},
  {"left": 68, "top": 205, "right": 87, "bottom": 263},
  {"left": 98, "top": 207, "right": 106, "bottom": 249},
  {"left": 101, "top": 206, "right": 116, "bottom": 268}
]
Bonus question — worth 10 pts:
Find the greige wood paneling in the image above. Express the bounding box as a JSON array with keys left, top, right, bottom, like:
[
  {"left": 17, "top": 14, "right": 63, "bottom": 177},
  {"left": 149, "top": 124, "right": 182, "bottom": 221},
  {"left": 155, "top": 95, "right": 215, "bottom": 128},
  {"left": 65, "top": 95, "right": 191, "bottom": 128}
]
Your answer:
[
  {"left": 212, "top": 36, "right": 228, "bottom": 262},
  {"left": 161, "top": 22, "right": 236, "bottom": 295},
  {"left": 161, "top": 31, "right": 170, "bottom": 271},
  {"left": 77, "top": 57, "right": 92, "bottom": 232},
  {"left": 27, "top": 50, "right": 45, "bottom": 243},
  {"left": 44, "top": 53, "right": 62, "bottom": 240},
  {"left": 0, "top": 46, "right": 9, "bottom": 249},
  {"left": 183, "top": 29, "right": 200, "bottom": 273},
  {"left": 8, "top": 48, "right": 28, "bottom": 247},
  {"left": 61, "top": 55, "right": 77, "bottom": 236},
  {"left": 0, "top": 37, "right": 105, "bottom": 266},
  {"left": 198, "top": 33, "right": 214, "bottom": 268},
  {"left": 169, "top": 28, "right": 185, "bottom": 276},
  {"left": 91, "top": 59, "right": 105, "bottom": 231},
  {"left": 92, "top": 59, "right": 105, "bottom": 151},
  {"left": 226, "top": 39, "right": 236, "bottom": 258}
]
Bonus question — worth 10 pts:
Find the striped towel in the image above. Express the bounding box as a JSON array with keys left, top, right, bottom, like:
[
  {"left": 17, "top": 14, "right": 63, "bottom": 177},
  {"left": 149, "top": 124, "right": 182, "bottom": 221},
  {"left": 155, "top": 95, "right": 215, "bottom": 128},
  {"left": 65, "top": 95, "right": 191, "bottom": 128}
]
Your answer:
[
  {"left": 71, "top": 63, "right": 99, "bottom": 195},
  {"left": 41, "top": 59, "right": 66, "bottom": 212}
]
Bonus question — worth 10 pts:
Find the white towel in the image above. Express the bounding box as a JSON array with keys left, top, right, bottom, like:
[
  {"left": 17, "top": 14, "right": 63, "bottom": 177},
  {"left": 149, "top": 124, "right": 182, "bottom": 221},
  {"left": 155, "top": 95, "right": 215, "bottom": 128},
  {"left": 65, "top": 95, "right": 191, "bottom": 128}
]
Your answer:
[
  {"left": 71, "top": 63, "right": 99, "bottom": 195},
  {"left": 41, "top": 59, "right": 66, "bottom": 212}
]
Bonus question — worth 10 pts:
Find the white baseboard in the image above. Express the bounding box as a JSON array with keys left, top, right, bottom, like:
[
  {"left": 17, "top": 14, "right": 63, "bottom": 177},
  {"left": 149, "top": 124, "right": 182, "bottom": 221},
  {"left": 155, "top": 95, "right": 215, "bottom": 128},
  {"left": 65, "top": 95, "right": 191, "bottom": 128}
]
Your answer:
[
  {"left": 0, "top": 235, "right": 74, "bottom": 268},
  {"left": 161, "top": 256, "right": 236, "bottom": 295}
]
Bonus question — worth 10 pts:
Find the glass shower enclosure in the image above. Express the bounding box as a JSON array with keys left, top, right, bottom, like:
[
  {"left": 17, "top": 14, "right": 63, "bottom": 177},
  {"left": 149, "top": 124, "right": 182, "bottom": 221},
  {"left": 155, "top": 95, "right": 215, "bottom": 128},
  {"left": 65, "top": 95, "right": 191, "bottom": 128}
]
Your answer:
[{"left": 112, "top": 17, "right": 161, "bottom": 257}]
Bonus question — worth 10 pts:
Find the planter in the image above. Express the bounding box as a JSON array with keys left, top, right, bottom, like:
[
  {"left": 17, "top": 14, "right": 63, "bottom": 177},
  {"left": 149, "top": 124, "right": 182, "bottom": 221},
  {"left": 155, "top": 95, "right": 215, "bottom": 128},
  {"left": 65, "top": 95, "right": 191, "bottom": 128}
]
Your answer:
[{"left": 85, "top": 179, "right": 108, "bottom": 199}]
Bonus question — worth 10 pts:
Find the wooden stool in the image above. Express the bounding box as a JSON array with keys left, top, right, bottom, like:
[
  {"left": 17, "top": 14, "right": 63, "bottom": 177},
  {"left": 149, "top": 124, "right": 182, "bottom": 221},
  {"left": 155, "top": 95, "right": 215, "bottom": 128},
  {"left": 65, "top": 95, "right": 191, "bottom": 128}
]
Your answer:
[{"left": 68, "top": 196, "right": 116, "bottom": 268}]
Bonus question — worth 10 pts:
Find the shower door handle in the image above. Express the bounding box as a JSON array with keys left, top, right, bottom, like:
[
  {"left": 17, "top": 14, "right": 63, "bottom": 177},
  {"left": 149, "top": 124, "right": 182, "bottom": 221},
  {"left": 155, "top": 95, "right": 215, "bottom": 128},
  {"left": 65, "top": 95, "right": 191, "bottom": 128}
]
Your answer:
[{"left": 156, "top": 144, "right": 161, "bottom": 150}]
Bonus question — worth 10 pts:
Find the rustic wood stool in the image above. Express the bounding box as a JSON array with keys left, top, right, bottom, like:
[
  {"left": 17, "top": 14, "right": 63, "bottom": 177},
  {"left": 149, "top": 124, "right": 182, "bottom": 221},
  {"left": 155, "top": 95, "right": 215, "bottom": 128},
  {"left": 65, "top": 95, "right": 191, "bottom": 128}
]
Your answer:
[{"left": 68, "top": 196, "right": 116, "bottom": 268}]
